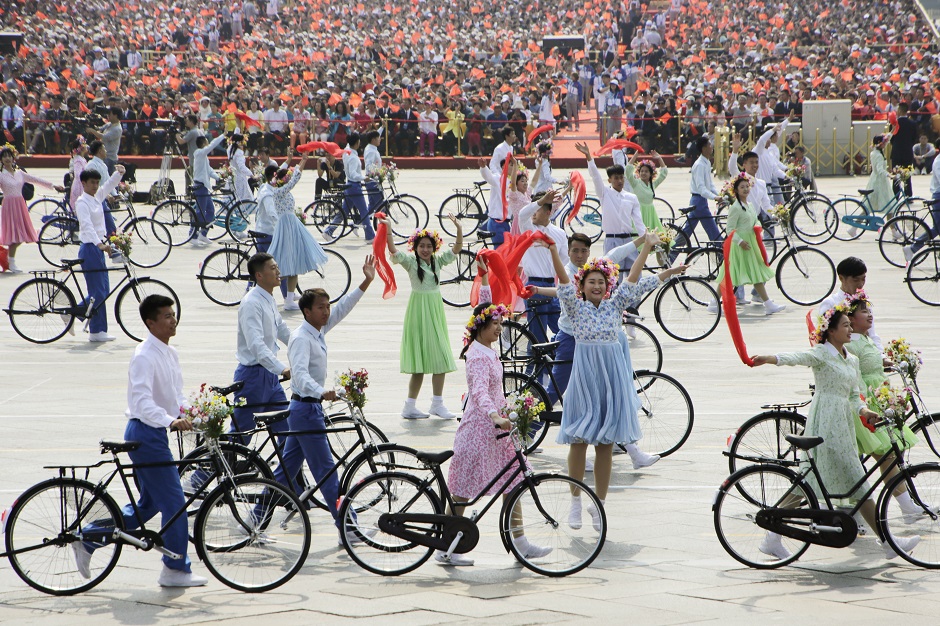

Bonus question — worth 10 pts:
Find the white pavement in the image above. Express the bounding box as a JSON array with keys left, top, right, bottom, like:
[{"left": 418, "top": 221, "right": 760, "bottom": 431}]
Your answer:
[{"left": 0, "top": 166, "right": 938, "bottom": 624}]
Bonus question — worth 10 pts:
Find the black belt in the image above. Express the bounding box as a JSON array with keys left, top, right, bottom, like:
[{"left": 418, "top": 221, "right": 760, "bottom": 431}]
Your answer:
[
  {"left": 691, "top": 193, "right": 704, "bottom": 198},
  {"left": 291, "top": 394, "right": 323, "bottom": 404},
  {"left": 607, "top": 233, "right": 638, "bottom": 238}
]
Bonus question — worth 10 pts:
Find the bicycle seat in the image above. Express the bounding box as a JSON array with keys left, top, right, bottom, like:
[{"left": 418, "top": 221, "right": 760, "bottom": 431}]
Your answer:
[
  {"left": 857, "top": 189, "right": 874, "bottom": 196},
  {"left": 210, "top": 381, "right": 245, "bottom": 396},
  {"left": 61, "top": 258, "right": 83, "bottom": 268},
  {"left": 254, "top": 410, "right": 291, "bottom": 427},
  {"left": 473, "top": 181, "right": 487, "bottom": 187},
  {"left": 477, "top": 230, "right": 494, "bottom": 241},
  {"left": 100, "top": 440, "right": 141, "bottom": 454},
  {"left": 531, "top": 341, "right": 559, "bottom": 355},
  {"left": 784, "top": 434, "right": 824, "bottom": 451},
  {"left": 416, "top": 449, "right": 455, "bottom": 467},
  {"left": 679, "top": 206, "right": 695, "bottom": 214}
]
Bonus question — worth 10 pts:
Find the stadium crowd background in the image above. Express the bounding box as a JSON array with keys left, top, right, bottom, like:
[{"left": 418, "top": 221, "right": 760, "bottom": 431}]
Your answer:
[{"left": 2, "top": 0, "right": 940, "bottom": 159}]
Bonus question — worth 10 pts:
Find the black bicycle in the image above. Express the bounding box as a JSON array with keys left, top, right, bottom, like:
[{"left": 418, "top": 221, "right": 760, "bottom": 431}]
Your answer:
[
  {"left": 905, "top": 241, "right": 940, "bottom": 306},
  {"left": 337, "top": 420, "right": 606, "bottom": 577},
  {"left": 303, "top": 183, "right": 420, "bottom": 245}
]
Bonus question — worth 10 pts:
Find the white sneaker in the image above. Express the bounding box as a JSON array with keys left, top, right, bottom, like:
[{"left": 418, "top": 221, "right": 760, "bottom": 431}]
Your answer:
[
  {"left": 750, "top": 288, "right": 760, "bottom": 301},
  {"left": 903, "top": 245, "right": 915, "bottom": 264},
  {"left": 735, "top": 296, "right": 749, "bottom": 306},
  {"left": 232, "top": 230, "right": 248, "bottom": 241},
  {"left": 283, "top": 299, "right": 300, "bottom": 311},
  {"left": 706, "top": 300, "right": 719, "bottom": 314},
  {"left": 759, "top": 532, "right": 792, "bottom": 560},
  {"left": 763, "top": 300, "right": 786, "bottom": 315},
  {"left": 88, "top": 332, "right": 116, "bottom": 342},
  {"left": 429, "top": 401, "right": 456, "bottom": 419},
  {"left": 197, "top": 234, "right": 213, "bottom": 246},
  {"left": 512, "top": 535, "right": 553, "bottom": 559},
  {"left": 157, "top": 566, "right": 208, "bottom": 587},
  {"left": 7, "top": 258, "right": 23, "bottom": 273},
  {"left": 625, "top": 325, "right": 637, "bottom": 340},
  {"left": 568, "top": 498, "right": 582, "bottom": 529},
  {"left": 189, "top": 237, "right": 207, "bottom": 248},
  {"left": 401, "top": 404, "right": 430, "bottom": 419},
  {"left": 900, "top": 501, "right": 939, "bottom": 525},
  {"left": 61, "top": 313, "right": 75, "bottom": 335},
  {"left": 629, "top": 446, "right": 661, "bottom": 470},
  {"left": 586, "top": 502, "right": 603, "bottom": 532},
  {"left": 585, "top": 458, "right": 594, "bottom": 472},
  {"left": 882, "top": 535, "right": 921, "bottom": 559},
  {"left": 434, "top": 550, "right": 474, "bottom": 566},
  {"left": 72, "top": 542, "right": 92, "bottom": 579},
  {"left": 848, "top": 226, "right": 859, "bottom": 238}
]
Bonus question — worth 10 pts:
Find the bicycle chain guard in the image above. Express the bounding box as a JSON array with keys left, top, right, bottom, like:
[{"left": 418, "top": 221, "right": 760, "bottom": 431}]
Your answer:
[
  {"left": 755, "top": 508, "right": 857, "bottom": 548},
  {"left": 378, "top": 513, "right": 480, "bottom": 553},
  {"left": 840, "top": 214, "right": 885, "bottom": 232}
]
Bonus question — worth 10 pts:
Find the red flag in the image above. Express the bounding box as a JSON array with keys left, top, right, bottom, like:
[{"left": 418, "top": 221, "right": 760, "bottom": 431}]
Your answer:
[
  {"left": 235, "top": 111, "right": 263, "bottom": 129},
  {"left": 296, "top": 141, "right": 344, "bottom": 158},
  {"left": 525, "top": 124, "right": 555, "bottom": 151},
  {"left": 472, "top": 231, "right": 554, "bottom": 307},
  {"left": 372, "top": 213, "right": 397, "bottom": 299},
  {"left": 565, "top": 172, "right": 586, "bottom": 225},
  {"left": 594, "top": 139, "right": 644, "bottom": 157}
]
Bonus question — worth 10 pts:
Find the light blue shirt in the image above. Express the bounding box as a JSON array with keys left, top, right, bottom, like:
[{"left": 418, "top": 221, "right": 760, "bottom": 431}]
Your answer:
[
  {"left": 75, "top": 171, "right": 122, "bottom": 244},
  {"left": 931, "top": 159, "right": 940, "bottom": 196},
  {"left": 363, "top": 144, "right": 382, "bottom": 172},
  {"left": 236, "top": 286, "right": 291, "bottom": 373},
  {"left": 193, "top": 134, "right": 226, "bottom": 187},
  {"left": 690, "top": 155, "right": 718, "bottom": 199},
  {"left": 343, "top": 150, "right": 364, "bottom": 183},
  {"left": 288, "top": 288, "right": 365, "bottom": 398}
]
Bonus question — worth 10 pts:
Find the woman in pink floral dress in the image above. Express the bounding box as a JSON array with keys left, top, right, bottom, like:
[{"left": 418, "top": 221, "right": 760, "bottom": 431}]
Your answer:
[
  {"left": 440, "top": 267, "right": 551, "bottom": 566},
  {"left": 0, "top": 145, "right": 54, "bottom": 273}
]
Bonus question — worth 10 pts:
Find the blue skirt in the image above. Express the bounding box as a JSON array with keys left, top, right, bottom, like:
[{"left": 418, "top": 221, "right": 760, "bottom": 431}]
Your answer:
[
  {"left": 557, "top": 336, "right": 642, "bottom": 445},
  {"left": 269, "top": 213, "right": 329, "bottom": 276}
]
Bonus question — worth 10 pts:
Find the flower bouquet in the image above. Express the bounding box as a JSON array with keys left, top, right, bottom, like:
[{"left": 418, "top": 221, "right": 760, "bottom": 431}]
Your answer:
[
  {"left": 294, "top": 206, "right": 308, "bottom": 224},
  {"left": 366, "top": 162, "right": 397, "bottom": 184},
  {"left": 653, "top": 227, "right": 675, "bottom": 266},
  {"left": 183, "top": 383, "right": 238, "bottom": 440},
  {"left": 785, "top": 163, "right": 806, "bottom": 181},
  {"left": 864, "top": 381, "right": 912, "bottom": 430},
  {"left": 885, "top": 338, "right": 923, "bottom": 383},
  {"left": 891, "top": 165, "right": 914, "bottom": 182},
  {"left": 337, "top": 368, "right": 369, "bottom": 409},
  {"left": 717, "top": 178, "right": 736, "bottom": 208},
  {"left": 217, "top": 164, "right": 233, "bottom": 182},
  {"left": 769, "top": 203, "right": 790, "bottom": 229},
  {"left": 502, "top": 391, "right": 546, "bottom": 446},
  {"left": 116, "top": 182, "right": 131, "bottom": 197},
  {"left": 108, "top": 231, "right": 132, "bottom": 259}
]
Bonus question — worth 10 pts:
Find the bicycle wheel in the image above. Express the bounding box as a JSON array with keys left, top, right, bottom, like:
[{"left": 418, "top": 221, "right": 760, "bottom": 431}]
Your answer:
[
  {"left": 653, "top": 276, "right": 720, "bottom": 342},
  {"left": 225, "top": 199, "right": 257, "bottom": 240},
  {"left": 623, "top": 320, "right": 662, "bottom": 373},
  {"left": 5, "top": 277, "right": 76, "bottom": 343},
  {"left": 380, "top": 199, "right": 421, "bottom": 243},
  {"left": 301, "top": 248, "right": 351, "bottom": 303},
  {"left": 115, "top": 278, "right": 181, "bottom": 342},
  {"left": 502, "top": 474, "right": 606, "bottom": 576},
  {"left": 439, "top": 192, "right": 485, "bottom": 236},
  {"left": 338, "top": 471, "right": 443, "bottom": 576},
  {"left": 879, "top": 215, "right": 930, "bottom": 268},
  {"left": 910, "top": 413, "right": 940, "bottom": 465},
  {"left": 831, "top": 198, "right": 868, "bottom": 241},
  {"left": 439, "top": 249, "right": 477, "bottom": 307},
  {"left": 325, "top": 415, "right": 389, "bottom": 463},
  {"left": 502, "top": 371, "right": 552, "bottom": 453},
  {"left": 632, "top": 370, "right": 693, "bottom": 457},
  {"left": 497, "top": 319, "right": 538, "bottom": 362},
  {"left": 683, "top": 247, "right": 723, "bottom": 282},
  {"left": 563, "top": 201, "right": 603, "bottom": 243},
  {"left": 341, "top": 443, "right": 442, "bottom": 501},
  {"left": 664, "top": 223, "right": 693, "bottom": 262},
  {"left": 304, "top": 198, "right": 348, "bottom": 245},
  {"left": 194, "top": 476, "right": 310, "bottom": 592},
  {"left": 37, "top": 215, "right": 81, "bottom": 267},
  {"left": 713, "top": 464, "right": 815, "bottom": 569},
  {"left": 726, "top": 411, "right": 807, "bottom": 475},
  {"left": 5, "top": 478, "right": 123, "bottom": 595},
  {"left": 397, "top": 193, "right": 430, "bottom": 229},
  {"left": 151, "top": 199, "right": 197, "bottom": 246},
  {"left": 879, "top": 465, "right": 940, "bottom": 568},
  {"left": 653, "top": 197, "right": 675, "bottom": 222},
  {"left": 208, "top": 199, "right": 232, "bottom": 241},
  {"left": 198, "top": 248, "right": 251, "bottom": 306},
  {"left": 28, "top": 197, "right": 69, "bottom": 232},
  {"left": 790, "top": 197, "right": 838, "bottom": 245},
  {"left": 123, "top": 217, "right": 172, "bottom": 268},
  {"left": 775, "top": 246, "right": 835, "bottom": 306},
  {"left": 906, "top": 246, "right": 940, "bottom": 306}
]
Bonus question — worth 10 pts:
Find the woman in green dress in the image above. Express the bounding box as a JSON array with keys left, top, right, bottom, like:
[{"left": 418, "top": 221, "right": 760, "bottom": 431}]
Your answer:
[
  {"left": 851, "top": 134, "right": 893, "bottom": 239},
  {"left": 711, "top": 175, "right": 786, "bottom": 315},
  {"left": 382, "top": 214, "right": 462, "bottom": 420},
  {"left": 626, "top": 151, "right": 667, "bottom": 230}
]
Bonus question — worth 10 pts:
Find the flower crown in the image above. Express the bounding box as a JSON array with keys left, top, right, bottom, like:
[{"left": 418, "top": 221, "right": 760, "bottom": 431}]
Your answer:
[
  {"left": 72, "top": 136, "right": 87, "bottom": 154},
  {"left": 575, "top": 258, "right": 620, "bottom": 298},
  {"left": 843, "top": 288, "right": 868, "bottom": 312},
  {"left": 406, "top": 228, "right": 443, "bottom": 252},
  {"left": 463, "top": 303, "right": 511, "bottom": 345},
  {"left": 811, "top": 303, "right": 849, "bottom": 344},
  {"left": 0, "top": 142, "right": 18, "bottom": 159},
  {"left": 635, "top": 159, "right": 657, "bottom": 181},
  {"left": 537, "top": 139, "right": 553, "bottom": 154},
  {"left": 271, "top": 166, "right": 293, "bottom": 187},
  {"left": 719, "top": 172, "right": 748, "bottom": 204}
]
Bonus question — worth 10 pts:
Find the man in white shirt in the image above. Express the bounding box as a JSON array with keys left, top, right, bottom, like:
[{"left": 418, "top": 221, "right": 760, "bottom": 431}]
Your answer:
[
  {"left": 684, "top": 136, "right": 723, "bottom": 244},
  {"left": 755, "top": 113, "right": 792, "bottom": 203},
  {"left": 575, "top": 141, "right": 645, "bottom": 258},
  {"left": 518, "top": 190, "right": 569, "bottom": 348},
  {"left": 263, "top": 101, "right": 289, "bottom": 153},
  {"left": 190, "top": 133, "right": 226, "bottom": 245},
  {"left": 341, "top": 132, "right": 375, "bottom": 241},
  {"left": 481, "top": 127, "right": 516, "bottom": 246},
  {"left": 125, "top": 46, "right": 142, "bottom": 70},
  {"left": 816, "top": 256, "right": 882, "bottom": 352},
  {"left": 85, "top": 140, "right": 119, "bottom": 238},
  {"left": 73, "top": 294, "right": 207, "bottom": 588},
  {"left": 92, "top": 47, "right": 110, "bottom": 74},
  {"left": 261, "top": 258, "right": 376, "bottom": 543},
  {"left": 1, "top": 93, "right": 24, "bottom": 151},
  {"left": 231, "top": 253, "right": 292, "bottom": 443},
  {"left": 539, "top": 84, "right": 558, "bottom": 128},
  {"left": 362, "top": 130, "right": 385, "bottom": 222},
  {"left": 74, "top": 166, "right": 125, "bottom": 341}
]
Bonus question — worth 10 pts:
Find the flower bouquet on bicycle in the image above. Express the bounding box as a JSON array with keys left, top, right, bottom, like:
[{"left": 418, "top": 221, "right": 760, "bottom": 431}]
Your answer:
[
  {"left": 503, "top": 390, "right": 545, "bottom": 446},
  {"left": 337, "top": 368, "right": 369, "bottom": 410},
  {"left": 184, "top": 383, "right": 239, "bottom": 442},
  {"left": 885, "top": 338, "right": 923, "bottom": 388},
  {"left": 108, "top": 231, "right": 132, "bottom": 260}
]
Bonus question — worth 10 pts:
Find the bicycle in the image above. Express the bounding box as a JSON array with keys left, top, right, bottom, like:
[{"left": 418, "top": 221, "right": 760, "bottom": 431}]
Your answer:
[
  {"left": 771, "top": 176, "right": 838, "bottom": 246},
  {"left": 37, "top": 190, "right": 173, "bottom": 269},
  {"left": 303, "top": 183, "right": 420, "bottom": 245},
  {"left": 905, "top": 241, "right": 940, "bottom": 306},
  {"left": 713, "top": 414, "right": 940, "bottom": 569},
  {"left": 832, "top": 178, "right": 926, "bottom": 243},
  {"left": 683, "top": 216, "right": 835, "bottom": 306},
  {"left": 1, "top": 436, "right": 311, "bottom": 594},
  {"left": 337, "top": 421, "right": 607, "bottom": 577},
  {"left": 152, "top": 183, "right": 256, "bottom": 246},
  {"left": 878, "top": 198, "right": 935, "bottom": 268},
  {"left": 196, "top": 229, "right": 351, "bottom": 306},
  {"left": 5, "top": 260, "right": 180, "bottom": 343}
]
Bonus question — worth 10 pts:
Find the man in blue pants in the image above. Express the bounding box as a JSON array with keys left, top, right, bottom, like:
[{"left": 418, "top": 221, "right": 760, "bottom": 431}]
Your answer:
[
  {"left": 684, "top": 136, "right": 723, "bottom": 244},
  {"left": 73, "top": 294, "right": 207, "bottom": 587},
  {"left": 230, "top": 253, "right": 292, "bottom": 444},
  {"left": 190, "top": 132, "right": 227, "bottom": 246},
  {"left": 341, "top": 132, "right": 376, "bottom": 242},
  {"left": 258, "top": 256, "right": 376, "bottom": 544}
]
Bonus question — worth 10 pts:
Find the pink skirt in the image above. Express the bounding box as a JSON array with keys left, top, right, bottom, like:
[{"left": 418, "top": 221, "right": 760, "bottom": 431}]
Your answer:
[{"left": 0, "top": 195, "right": 38, "bottom": 245}]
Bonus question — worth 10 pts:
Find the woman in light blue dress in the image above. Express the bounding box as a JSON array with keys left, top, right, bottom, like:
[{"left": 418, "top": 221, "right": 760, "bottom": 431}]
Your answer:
[{"left": 547, "top": 233, "right": 687, "bottom": 530}]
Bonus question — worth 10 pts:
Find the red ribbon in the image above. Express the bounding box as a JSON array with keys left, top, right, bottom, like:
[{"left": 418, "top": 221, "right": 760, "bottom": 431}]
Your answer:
[
  {"left": 471, "top": 231, "right": 554, "bottom": 307},
  {"left": 594, "top": 138, "right": 644, "bottom": 157},
  {"left": 0, "top": 245, "right": 8, "bottom": 273},
  {"left": 296, "top": 141, "right": 344, "bottom": 157},
  {"left": 500, "top": 155, "right": 512, "bottom": 221},
  {"left": 806, "top": 310, "right": 818, "bottom": 346},
  {"left": 372, "top": 212, "right": 397, "bottom": 300},
  {"left": 234, "top": 111, "right": 263, "bottom": 129},
  {"left": 566, "top": 171, "right": 586, "bottom": 225},
  {"left": 720, "top": 226, "right": 770, "bottom": 367},
  {"left": 525, "top": 124, "right": 555, "bottom": 151}
]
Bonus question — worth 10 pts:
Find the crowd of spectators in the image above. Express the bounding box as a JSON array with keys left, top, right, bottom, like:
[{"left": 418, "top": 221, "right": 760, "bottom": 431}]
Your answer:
[{"left": 1, "top": 0, "right": 938, "bottom": 159}]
